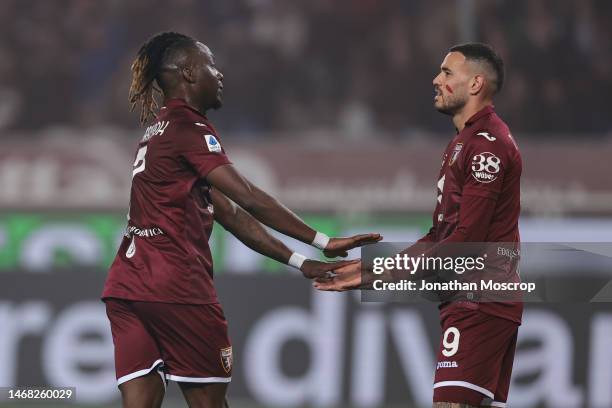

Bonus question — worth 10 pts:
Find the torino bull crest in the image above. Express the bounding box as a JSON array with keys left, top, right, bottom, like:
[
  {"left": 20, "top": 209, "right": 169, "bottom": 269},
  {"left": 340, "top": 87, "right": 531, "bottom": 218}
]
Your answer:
[{"left": 220, "top": 346, "right": 233, "bottom": 373}]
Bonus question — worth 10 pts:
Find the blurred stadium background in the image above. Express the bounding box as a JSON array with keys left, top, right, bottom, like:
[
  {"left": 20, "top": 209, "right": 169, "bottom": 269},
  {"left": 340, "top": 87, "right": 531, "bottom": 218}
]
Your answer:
[{"left": 1, "top": 0, "right": 612, "bottom": 407}]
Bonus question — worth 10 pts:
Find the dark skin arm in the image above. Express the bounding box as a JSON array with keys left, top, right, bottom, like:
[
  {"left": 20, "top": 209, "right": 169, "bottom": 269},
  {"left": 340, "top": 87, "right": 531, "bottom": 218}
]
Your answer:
[
  {"left": 211, "top": 189, "right": 358, "bottom": 279},
  {"left": 314, "top": 194, "right": 497, "bottom": 291},
  {"left": 207, "top": 164, "right": 381, "bottom": 257}
]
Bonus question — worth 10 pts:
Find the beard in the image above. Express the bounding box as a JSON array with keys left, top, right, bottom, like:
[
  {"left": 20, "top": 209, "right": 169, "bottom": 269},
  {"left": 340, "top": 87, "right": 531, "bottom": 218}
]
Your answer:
[
  {"left": 212, "top": 97, "right": 223, "bottom": 110},
  {"left": 211, "top": 91, "right": 223, "bottom": 110},
  {"left": 435, "top": 94, "right": 467, "bottom": 116}
]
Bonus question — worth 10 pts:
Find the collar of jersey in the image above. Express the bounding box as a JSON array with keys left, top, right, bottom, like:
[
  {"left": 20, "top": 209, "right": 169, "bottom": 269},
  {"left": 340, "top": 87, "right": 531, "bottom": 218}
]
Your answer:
[
  {"left": 464, "top": 105, "right": 495, "bottom": 127},
  {"left": 162, "top": 98, "right": 207, "bottom": 119}
]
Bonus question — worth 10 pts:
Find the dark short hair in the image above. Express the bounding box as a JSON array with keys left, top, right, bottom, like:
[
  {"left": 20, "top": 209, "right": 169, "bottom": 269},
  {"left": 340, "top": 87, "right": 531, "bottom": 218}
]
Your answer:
[{"left": 449, "top": 42, "right": 504, "bottom": 94}]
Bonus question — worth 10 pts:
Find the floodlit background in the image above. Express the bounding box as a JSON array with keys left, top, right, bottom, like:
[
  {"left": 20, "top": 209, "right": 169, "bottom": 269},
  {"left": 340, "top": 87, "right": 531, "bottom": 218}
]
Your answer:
[{"left": 1, "top": 0, "right": 611, "bottom": 407}]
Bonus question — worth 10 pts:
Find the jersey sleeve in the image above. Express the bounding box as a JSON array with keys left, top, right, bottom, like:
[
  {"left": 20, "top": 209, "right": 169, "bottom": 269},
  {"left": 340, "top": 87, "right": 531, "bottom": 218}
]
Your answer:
[
  {"left": 462, "top": 132, "right": 513, "bottom": 200},
  {"left": 173, "top": 121, "right": 232, "bottom": 178}
]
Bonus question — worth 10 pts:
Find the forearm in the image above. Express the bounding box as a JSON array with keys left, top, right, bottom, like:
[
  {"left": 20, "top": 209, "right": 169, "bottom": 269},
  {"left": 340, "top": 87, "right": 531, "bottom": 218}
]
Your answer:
[
  {"left": 207, "top": 164, "right": 319, "bottom": 245},
  {"left": 390, "top": 195, "right": 496, "bottom": 281},
  {"left": 213, "top": 188, "right": 359, "bottom": 281},
  {"left": 243, "top": 185, "right": 317, "bottom": 245},
  {"left": 440, "top": 194, "right": 496, "bottom": 243},
  {"left": 219, "top": 202, "right": 295, "bottom": 265},
  {"left": 417, "top": 226, "right": 436, "bottom": 243}
]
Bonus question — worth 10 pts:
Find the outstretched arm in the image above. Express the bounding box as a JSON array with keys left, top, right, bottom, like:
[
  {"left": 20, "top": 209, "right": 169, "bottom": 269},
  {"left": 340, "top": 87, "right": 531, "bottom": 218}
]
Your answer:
[
  {"left": 211, "top": 189, "right": 357, "bottom": 279},
  {"left": 207, "top": 164, "right": 381, "bottom": 256},
  {"left": 173, "top": 122, "right": 380, "bottom": 257},
  {"left": 314, "top": 194, "right": 497, "bottom": 291}
]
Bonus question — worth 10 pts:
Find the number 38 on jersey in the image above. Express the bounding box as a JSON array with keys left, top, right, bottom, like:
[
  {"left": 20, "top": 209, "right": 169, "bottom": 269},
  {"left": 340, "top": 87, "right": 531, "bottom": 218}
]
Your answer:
[{"left": 471, "top": 151, "right": 501, "bottom": 183}]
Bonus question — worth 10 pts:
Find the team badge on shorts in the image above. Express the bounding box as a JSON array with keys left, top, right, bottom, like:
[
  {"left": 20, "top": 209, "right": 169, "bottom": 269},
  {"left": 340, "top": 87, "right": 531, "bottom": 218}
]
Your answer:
[
  {"left": 448, "top": 143, "right": 463, "bottom": 166},
  {"left": 220, "top": 346, "right": 233, "bottom": 373}
]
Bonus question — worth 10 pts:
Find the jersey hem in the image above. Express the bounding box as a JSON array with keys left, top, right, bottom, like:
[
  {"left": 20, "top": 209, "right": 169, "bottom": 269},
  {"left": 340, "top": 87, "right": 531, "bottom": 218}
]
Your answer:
[
  {"left": 101, "top": 292, "right": 219, "bottom": 305},
  {"left": 439, "top": 301, "right": 523, "bottom": 325},
  {"left": 477, "top": 306, "right": 522, "bottom": 325},
  {"left": 433, "top": 380, "right": 494, "bottom": 399}
]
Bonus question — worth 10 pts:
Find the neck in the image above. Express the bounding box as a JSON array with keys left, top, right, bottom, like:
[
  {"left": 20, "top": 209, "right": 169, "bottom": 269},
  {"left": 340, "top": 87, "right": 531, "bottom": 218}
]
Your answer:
[
  {"left": 164, "top": 90, "right": 207, "bottom": 115},
  {"left": 452, "top": 98, "right": 492, "bottom": 131}
]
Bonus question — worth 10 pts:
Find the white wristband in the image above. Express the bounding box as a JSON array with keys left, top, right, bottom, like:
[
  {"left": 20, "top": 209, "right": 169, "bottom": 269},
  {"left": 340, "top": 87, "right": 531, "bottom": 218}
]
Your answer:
[
  {"left": 312, "top": 232, "right": 330, "bottom": 250},
  {"left": 288, "top": 252, "right": 307, "bottom": 269}
]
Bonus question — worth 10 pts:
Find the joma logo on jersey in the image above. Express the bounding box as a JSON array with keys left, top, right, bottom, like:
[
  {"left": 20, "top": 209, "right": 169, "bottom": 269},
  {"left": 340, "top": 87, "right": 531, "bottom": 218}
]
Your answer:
[
  {"left": 436, "top": 361, "right": 459, "bottom": 370},
  {"left": 477, "top": 131, "right": 496, "bottom": 141},
  {"left": 142, "top": 121, "right": 170, "bottom": 142}
]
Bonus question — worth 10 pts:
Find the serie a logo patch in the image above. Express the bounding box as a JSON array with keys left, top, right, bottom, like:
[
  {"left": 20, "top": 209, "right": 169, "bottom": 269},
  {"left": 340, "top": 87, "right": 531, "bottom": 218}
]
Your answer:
[
  {"left": 204, "top": 134, "right": 222, "bottom": 152},
  {"left": 220, "top": 346, "right": 233, "bottom": 373}
]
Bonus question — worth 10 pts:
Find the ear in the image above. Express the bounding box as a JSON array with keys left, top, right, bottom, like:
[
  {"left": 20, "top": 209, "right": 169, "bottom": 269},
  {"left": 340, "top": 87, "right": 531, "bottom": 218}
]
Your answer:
[
  {"left": 469, "top": 74, "right": 485, "bottom": 96},
  {"left": 181, "top": 65, "right": 196, "bottom": 84}
]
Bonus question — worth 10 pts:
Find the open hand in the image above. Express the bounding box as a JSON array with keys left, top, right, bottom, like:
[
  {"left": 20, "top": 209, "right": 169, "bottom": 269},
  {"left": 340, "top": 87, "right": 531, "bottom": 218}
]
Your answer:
[
  {"left": 323, "top": 234, "right": 382, "bottom": 258},
  {"left": 313, "top": 260, "right": 363, "bottom": 291},
  {"left": 300, "top": 259, "right": 360, "bottom": 279}
]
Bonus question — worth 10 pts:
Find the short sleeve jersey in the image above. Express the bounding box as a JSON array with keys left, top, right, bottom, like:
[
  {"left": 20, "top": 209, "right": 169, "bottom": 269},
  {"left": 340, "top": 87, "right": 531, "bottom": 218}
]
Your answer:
[
  {"left": 102, "top": 98, "right": 231, "bottom": 304},
  {"left": 432, "top": 105, "right": 523, "bottom": 323}
]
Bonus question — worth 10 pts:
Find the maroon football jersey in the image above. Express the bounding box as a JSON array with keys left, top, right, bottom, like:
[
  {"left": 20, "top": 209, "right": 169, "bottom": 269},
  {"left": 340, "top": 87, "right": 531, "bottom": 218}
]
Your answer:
[
  {"left": 102, "top": 98, "right": 231, "bottom": 304},
  {"left": 423, "top": 106, "right": 523, "bottom": 323}
]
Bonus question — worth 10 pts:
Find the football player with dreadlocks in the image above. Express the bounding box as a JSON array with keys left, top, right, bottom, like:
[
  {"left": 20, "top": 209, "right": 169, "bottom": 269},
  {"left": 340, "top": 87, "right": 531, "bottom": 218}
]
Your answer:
[{"left": 102, "top": 32, "right": 381, "bottom": 408}]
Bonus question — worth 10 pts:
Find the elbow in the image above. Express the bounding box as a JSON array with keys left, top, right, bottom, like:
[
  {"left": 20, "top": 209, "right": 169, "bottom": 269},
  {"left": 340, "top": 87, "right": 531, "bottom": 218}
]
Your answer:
[
  {"left": 465, "top": 231, "right": 487, "bottom": 242},
  {"left": 453, "top": 227, "right": 484, "bottom": 243}
]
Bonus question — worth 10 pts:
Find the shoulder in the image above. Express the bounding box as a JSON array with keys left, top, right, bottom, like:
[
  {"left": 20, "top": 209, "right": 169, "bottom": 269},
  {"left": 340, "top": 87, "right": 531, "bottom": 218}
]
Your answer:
[
  {"left": 460, "top": 115, "right": 521, "bottom": 177},
  {"left": 164, "top": 116, "right": 225, "bottom": 155},
  {"left": 465, "top": 114, "right": 519, "bottom": 157},
  {"left": 173, "top": 119, "right": 215, "bottom": 137},
  {"left": 161, "top": 115, "right": 219, "bottom": 153},
  {"left": 161, "top": 107, "right": 214, "bottom": 134}
]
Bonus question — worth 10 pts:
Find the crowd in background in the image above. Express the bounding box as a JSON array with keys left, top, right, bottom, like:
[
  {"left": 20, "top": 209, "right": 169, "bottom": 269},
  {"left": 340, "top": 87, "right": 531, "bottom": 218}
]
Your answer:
[{"left": 1, "top": 0, "right": 610, "bottom": 137}]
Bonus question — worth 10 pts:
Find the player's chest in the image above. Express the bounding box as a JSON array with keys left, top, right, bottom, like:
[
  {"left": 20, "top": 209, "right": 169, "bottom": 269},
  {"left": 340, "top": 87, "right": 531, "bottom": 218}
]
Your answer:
[{"left": 437, "top": 140, "right": 466, "bottom": 189}]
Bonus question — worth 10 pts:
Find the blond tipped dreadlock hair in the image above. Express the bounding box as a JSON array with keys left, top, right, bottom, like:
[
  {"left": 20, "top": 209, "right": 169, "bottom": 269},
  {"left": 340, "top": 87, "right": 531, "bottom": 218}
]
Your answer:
[{"left": 129, "top": 32, "right": 195, "bottom": 125}]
